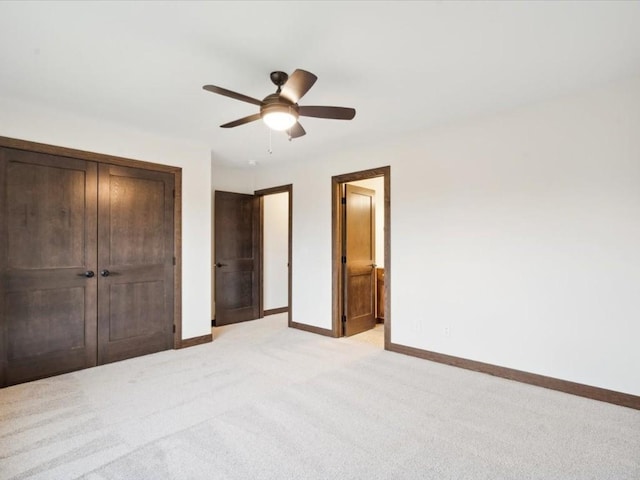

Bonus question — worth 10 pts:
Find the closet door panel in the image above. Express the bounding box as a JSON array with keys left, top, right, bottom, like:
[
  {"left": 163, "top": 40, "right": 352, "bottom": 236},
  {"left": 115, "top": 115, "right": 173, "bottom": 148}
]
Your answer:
[
  {"left": 97, "top": 164, "right": 174, "bottom": 364},
  {"left": 0, "top": 148, "right": 97, "bottom": 386}
]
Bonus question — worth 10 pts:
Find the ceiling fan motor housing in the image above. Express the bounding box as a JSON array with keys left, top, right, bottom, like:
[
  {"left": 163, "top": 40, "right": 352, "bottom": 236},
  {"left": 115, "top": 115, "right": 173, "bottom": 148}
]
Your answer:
[{"left": 260, "top": 93, "right": 299, "bottom": 120}]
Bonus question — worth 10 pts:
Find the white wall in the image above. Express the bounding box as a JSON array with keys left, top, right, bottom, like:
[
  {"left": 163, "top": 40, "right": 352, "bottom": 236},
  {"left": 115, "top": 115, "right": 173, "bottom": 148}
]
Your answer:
[
  {"left": 349, "top": 177, "right": 385, "bottom": 267},
  {"left": 0, "top": 96, "right": 212, "bottom": 340},
  {"left": 263, "top": 192, "right": 289, "bottom": 310},
  {"left": 250, "top": 75, "right": 640, "bottom": 396}
]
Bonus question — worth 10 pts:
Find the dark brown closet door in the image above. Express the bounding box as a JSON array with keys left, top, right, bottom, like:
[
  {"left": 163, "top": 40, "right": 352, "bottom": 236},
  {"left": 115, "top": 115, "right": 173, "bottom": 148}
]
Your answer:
[
  {"left": 0, "top": 148, "right": 98, "bottom": 386},
  {"left": 97, "top": 164, "right": 174, "bottom": 364}
]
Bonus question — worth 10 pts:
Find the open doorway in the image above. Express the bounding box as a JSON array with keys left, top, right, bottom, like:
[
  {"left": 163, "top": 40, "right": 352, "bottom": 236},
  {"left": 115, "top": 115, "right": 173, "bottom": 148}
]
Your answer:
[
  {"left": 256, "top": 185, "right": 292, "bottom": 325},
  {"left": 212, "top": 185, "right": 292, "bottom": 328},
  {"left": 332, "top": 167, "right": 390, "bottom": 349}
]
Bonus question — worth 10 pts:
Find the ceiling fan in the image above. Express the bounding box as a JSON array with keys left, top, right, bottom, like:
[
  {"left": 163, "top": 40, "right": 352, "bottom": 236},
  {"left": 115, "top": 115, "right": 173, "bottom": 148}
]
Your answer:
[{"left": 203, "top": 69, "right": 356, "bottom": 139}]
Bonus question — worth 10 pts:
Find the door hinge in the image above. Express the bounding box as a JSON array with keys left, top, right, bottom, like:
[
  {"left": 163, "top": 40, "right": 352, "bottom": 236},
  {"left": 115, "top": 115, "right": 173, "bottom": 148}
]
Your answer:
[
  {"left": 173, "top": 324, "right": 176, "bottom": 333},
  {"left": 341, "top": 315, "right": 346, "bottom": 323},
  {"left": 341, "top": 197, "right": 346, "bottom": 205},
  {"left": 341, "top": 256, "right": 346, "bottom": 264},
  {"left": 173, "top": 256, "right": 176, "bottom": 265},
  {"left": 172, "top": 189, "right": 176, "bottom": 198}
]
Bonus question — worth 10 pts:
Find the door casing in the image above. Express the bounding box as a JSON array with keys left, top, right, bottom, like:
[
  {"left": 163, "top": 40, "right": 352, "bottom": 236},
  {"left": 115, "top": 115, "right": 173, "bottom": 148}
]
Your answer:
[{"left": 331, "top": 166, "right": 390, "bottom": 347}]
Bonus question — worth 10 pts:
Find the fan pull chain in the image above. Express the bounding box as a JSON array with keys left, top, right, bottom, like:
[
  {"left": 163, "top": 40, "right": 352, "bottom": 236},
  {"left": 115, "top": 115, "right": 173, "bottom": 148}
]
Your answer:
[{"left": 268, "top": 128, "right": 273, "bottom": 154}]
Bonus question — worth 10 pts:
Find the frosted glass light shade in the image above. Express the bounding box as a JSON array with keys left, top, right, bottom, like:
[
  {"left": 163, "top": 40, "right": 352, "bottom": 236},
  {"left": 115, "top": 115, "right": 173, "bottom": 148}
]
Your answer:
[{"left": 263, "top": 111, "right": 297, "bottom": 131}]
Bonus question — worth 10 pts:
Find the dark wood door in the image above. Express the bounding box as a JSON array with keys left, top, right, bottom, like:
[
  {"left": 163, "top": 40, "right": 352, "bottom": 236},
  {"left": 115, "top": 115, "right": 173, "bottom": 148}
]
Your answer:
[
  {"left": 0, "top": 148, "right": 98, "bottom": 386},
  {"left": 214, "top": 191, "right": 259, "bottom": 326},
  {"left": 343, "top": 184, "right": 376, "bottom": 336},
  {"left": 97, "top": 164, "right": 175, "bottom": 364}
]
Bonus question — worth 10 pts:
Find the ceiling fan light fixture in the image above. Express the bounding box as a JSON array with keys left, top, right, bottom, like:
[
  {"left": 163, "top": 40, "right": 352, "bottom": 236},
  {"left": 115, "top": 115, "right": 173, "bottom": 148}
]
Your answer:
[
  {"left": 204, "top": 68, "right": 356, "bottom": 139},
  {"left": 261, "top": 104, "right": 298, "bottom": 131}
]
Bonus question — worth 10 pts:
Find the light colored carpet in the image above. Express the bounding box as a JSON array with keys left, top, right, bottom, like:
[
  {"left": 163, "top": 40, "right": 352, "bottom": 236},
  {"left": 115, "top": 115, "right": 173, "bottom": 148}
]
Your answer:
[
  {"left": 1, "top": 313, "right": 639, "bottom": 479},
  {"left": 350, "top": 322, "right": 384, "bottom": 348}
]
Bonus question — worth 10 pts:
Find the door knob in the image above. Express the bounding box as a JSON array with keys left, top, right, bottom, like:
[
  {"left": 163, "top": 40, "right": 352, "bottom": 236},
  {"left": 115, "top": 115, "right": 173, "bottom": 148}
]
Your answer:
[
  {"left": 100, "top": 269, "right": 110, "bottom": 277},
  {"left": 79, "top": 271, "right": 95, "bottom": 278},
  {"left": 215, "top": 262, "right": 227, "bottom": 268}
]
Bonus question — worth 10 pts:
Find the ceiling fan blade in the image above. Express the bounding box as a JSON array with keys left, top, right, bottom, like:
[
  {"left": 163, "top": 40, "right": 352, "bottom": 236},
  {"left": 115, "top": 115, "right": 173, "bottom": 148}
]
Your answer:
[
  {"left": 298, "top": 106, "right": 356, "bottom": 120},
  {"left": 288, "top": 122, "right": 306, "bottom": 138},
  {"left": 220, "top": 113, "right": 262, "bottom": 128},
  {"left": 203, "top": 85, "right": 262, "bottom": 106},
  {"left": 280, "top": 69, "right": 317, "bottom": 104}
]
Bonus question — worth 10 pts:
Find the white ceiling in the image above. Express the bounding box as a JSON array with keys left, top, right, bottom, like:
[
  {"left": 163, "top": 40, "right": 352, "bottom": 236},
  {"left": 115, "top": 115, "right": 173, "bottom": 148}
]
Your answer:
[{"left": 1, "top": 1, "right": 640, "bottom": 167}]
